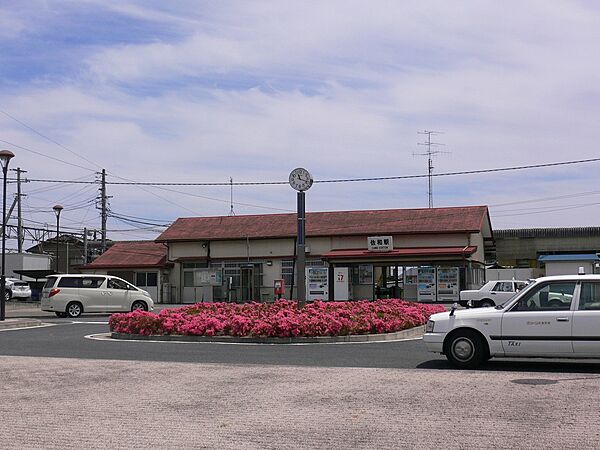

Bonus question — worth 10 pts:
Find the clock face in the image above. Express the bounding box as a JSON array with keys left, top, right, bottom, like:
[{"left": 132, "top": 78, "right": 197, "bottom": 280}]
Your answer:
[{"left": 289, "top": 168, "right": 313, "bottom": 191}]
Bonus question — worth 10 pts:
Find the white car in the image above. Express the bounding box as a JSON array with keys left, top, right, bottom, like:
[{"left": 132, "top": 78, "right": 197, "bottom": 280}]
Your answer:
[
  {"left": 459, "top": 280, "right": 529, "bottom": 308},
  {"left": 4, "top": 278, "right": 32, "bottom": 301},
  {"left": 424, "top": 275, "right": 600, "bottom": 368},
  {"left": 41, "top": 274, "right": 154, "bottom": 318}
]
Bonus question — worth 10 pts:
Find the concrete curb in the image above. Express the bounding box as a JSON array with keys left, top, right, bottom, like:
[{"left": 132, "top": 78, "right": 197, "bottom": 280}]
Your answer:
[
  {"left": 111, "top": 325, "right": 425, "bottom": 344},
  {"left": 0, "top": 318, "right": 43, "bottom": 330}
]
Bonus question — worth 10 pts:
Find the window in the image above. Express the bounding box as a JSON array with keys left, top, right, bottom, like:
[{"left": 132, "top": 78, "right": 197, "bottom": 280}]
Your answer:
[
  {"left": 43, "top": 277, "right": 58, "bottom": 289},
  {"left": 281, "top": 260, "right": 294, "bottom": 286},
  {"left": 511, "top": 282, "right": 575, "bottom": 312},
  {"left": 136, "top": 272, "right": 158, "bottom": 287},
  {"left": 281, "top": 259, "right": 325, "bottom": 286},
  {"left": 107, "top": 278, "right": 129, "bottom": 290},
  {"left": 183, "top": 271, "right": 194, "bottom": 287},
  {"left": 515, "top": 282, "right": 528, "bottom": 291},
  {"left": 57, "top": 277, "right": 81, "bottom": 288},
  {"left": 579, "top": 283, "right": 600, "bottom": 310},
  {"left": 492, "top": 282, "right": 513, "bottom": 292},
  {"left": 80, "top": 277, "right": 105, "bottom": 289},
  {"left": 359, "top": 265, "right": 373, "bottom": 285}
]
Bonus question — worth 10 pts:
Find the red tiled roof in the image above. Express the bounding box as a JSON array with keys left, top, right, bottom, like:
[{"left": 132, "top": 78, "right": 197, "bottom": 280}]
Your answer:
[
  {"left": 156, "top": 206, "right": 490, "bottom": 242},
  {"left": 322, "top": 246, "right": 477, "bottom": 259},
  {"left": 82, "top": 241, "right": 168, "bottom": 269}
]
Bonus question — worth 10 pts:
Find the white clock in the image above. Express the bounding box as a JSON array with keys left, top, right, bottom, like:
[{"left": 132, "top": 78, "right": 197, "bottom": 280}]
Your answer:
[{"left": 289, "top": 167, "right": 313, "bottom": 191}]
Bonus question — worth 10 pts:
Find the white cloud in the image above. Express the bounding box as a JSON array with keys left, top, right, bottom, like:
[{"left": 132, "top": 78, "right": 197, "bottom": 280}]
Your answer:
[{"left": 2, "top": 0, "right": 600, "bottom": 242}]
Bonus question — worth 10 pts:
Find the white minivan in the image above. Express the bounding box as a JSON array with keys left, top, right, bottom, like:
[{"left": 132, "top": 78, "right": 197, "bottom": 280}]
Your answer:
[{"left": 41, "top": 274, "right": 154, "bottom": 318}]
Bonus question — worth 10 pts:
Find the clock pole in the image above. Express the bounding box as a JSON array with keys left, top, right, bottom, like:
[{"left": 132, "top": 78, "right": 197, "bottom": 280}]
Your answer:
[
  {"left": 296, "top": 190, "right": 306, "bottom": 307},
  {"left": 289, "top": 167, "right": 312, "bottom": 308}
]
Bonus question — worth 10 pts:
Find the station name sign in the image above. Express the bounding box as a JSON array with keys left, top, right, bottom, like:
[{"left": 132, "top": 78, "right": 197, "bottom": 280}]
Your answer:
[{"left": 367, "top": 236, "right": 393, "bottom": 252}]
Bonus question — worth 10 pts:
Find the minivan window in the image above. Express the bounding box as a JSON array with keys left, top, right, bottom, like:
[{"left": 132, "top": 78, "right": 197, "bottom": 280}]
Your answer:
[
  {"left": 57, "top": 277, "right": 81, "bottom": 288},
  {"left": 81, "top": 277, "right": 105, "bottom": 289},
  {"left": 44, "top": 277, "right": 58, "bottom": 289},
  {"left": 107, "top": 278, "right": 129, "bottom": 290}
]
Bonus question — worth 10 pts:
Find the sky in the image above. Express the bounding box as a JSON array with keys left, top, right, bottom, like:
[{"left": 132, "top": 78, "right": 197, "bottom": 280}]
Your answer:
[{"left": 1, "top": 0, "right": 600, "bottom": 247}]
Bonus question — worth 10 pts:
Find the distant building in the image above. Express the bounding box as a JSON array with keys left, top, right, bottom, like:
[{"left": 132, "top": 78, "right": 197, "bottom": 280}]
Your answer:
[
  {"left": 27, "top": 235, "right": 113, "bottom": 274},
  {"left": 494, "top": 227, "right": 600, "bottom": 270},
  {"left": 75, "top": 206, "right": 495, "bottom": 304},
  {"left": 80, "top": 241, "right": 171, "bottom": 303}
]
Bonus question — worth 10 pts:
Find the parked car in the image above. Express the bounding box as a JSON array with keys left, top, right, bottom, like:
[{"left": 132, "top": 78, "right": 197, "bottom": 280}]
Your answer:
[
  {"left": 424, "top": 274, "right": 600, "bottom": 368},
  {"left": 459, "top": 279, "right": 529, "bottom": 308},
  {"left": 2, "top": 278, "right": 32, "bottom": 301},
  {"left": 41, "top": 274, "right": 154, "bottom": 318}
]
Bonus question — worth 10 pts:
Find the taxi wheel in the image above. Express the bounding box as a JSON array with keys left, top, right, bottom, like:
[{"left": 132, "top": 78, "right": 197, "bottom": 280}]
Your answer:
[
  {"left": 479, "top": 299, "right": 494, "bottom": 308},
  {"left": 445, "top": 330, "right": 487, "bottom": 369},
  {"left": 131, "top": 301, "right": 148, "bottom": 312},
  {"left": 66, "top": 302, "right": 83, "bottom": 318}
]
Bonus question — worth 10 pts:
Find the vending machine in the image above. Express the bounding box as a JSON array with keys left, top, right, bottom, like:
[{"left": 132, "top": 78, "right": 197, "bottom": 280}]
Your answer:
[
  {"left": 436, "top": 267, "right": 460, "bottom": 303},
  {"left": 417, "top": 267, "right": 437, "bottom": 302},
  {"left": 306, "top": 267, "right": 329, "bottom": 301}
]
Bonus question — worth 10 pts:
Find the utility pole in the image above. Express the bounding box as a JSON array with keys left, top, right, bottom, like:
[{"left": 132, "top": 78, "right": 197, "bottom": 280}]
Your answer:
[
  {"left": 415, "top": 130, "right": 449, "bottom": 208},
  {"left": 83, "top": 227, "right": 88, "bottom": 264},
  {"left": 13, "top": 167, "right": 26, "bottom": 255},
  {"left": 97, "top": 169, "right": 108, "bottom": 253}
]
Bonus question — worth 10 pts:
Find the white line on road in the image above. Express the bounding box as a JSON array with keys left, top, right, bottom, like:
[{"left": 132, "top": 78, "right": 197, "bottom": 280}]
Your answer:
[
  {"left": 0, "top": 323, "right": 55, "bottom": 332},
  {"left": 71, "top": 321, "right": 109, "bottom": 325}
]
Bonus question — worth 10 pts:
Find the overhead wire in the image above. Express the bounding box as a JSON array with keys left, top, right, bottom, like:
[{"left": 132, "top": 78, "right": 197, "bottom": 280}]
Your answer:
[
  {"left": 20, "top": 156, "right": 600, "bottom": 186},
  {"left": 0, "top": 109, "right": 102, "bottom": 170}
]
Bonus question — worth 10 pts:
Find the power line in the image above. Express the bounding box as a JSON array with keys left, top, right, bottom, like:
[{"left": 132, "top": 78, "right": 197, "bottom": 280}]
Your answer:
[
  {"left": 0, "top": 109, "right": 103, "bottom": 170},
  {"left": 0, "top": 139, "right": 97, "bottom": 172},
  {"left": 20, "top": 157, "right": 600, "bottom": 186}
]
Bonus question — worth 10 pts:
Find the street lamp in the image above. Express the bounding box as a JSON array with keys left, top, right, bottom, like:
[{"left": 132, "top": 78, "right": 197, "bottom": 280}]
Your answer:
[
  {"left": 53, "top": 204, "right": 63, "bottom": 273},
  {"left": 0, "top": 150, "right": 14, "bottom": 321}
]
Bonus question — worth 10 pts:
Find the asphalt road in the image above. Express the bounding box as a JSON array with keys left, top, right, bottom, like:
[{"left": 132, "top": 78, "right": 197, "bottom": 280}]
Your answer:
[{"left": 3, "top": 316, "right": 600, "bottom": 373}]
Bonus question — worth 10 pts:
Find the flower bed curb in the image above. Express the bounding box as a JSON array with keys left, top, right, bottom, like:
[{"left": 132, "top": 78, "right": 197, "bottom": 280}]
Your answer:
[{"left": 110, "top": 324, "right": 425, "bottom": 344}]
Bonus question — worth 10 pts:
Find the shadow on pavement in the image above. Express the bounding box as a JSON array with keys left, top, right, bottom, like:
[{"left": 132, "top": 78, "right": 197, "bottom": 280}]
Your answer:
[{"left": 417, "top": 358, "right": 600, "bottom": 373}]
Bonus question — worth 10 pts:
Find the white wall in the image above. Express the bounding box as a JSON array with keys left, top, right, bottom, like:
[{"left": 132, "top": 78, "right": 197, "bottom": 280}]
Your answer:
[
  {"left": 544, "top": 261, "right": 595, "bottom": 276},
  {"left": 486, "top": 268, "right": 544, "bottom": 281},
  {"left": 5, "top": 252, "right": 51, "bottom": 279}
]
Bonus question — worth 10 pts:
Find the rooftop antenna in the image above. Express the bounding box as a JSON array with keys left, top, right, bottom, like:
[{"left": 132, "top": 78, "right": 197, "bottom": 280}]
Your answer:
[
  {"left": 414, "top": 130, "right": 450, "bottom": 208},
  {"left": 229, "top": 177, "right": 235, "bottom": 216}
]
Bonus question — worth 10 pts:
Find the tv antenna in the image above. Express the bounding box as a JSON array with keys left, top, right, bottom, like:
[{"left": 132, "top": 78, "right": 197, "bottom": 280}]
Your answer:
[
  {"left": 229, "top": 177, "right": 235, "bottom": 216},
  {"left": 414, "top": 130, "right": 450, "bottom": 208}
]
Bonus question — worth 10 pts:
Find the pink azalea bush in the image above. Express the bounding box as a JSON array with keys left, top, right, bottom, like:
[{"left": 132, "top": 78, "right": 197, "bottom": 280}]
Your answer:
[{"left": 109, "top": 299, "right": 446, "bottom": 338}]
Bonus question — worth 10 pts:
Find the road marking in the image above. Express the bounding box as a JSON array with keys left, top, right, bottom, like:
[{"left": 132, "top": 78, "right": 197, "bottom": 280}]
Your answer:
[
  {"left": 85, "top": 332, "right": 423, "bottom": 345},
  {"left": 0, "top": 323, "right": 55, "bottom": 332},
  {"left": 71, "top": 321, "right": 109, "bottom": 325}
]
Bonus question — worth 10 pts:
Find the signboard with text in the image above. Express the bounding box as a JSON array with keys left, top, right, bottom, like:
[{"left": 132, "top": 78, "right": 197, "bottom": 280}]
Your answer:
[
  {"left": 193, "top": 269, "right": 223, "bottom": 286},
  {"left": 367, "top": 236, "right": 393, "bottom": 252}
]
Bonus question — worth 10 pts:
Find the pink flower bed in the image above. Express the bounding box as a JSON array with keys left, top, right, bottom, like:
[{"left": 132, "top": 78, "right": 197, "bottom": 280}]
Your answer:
[{"left": 109, "top": 299, "right": 446, "bottom": 338}]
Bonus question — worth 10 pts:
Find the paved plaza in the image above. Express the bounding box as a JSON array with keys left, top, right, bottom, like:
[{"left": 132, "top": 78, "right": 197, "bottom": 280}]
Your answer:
[{"left": 1, "top": 355, "right": 599, "bottom": 449}]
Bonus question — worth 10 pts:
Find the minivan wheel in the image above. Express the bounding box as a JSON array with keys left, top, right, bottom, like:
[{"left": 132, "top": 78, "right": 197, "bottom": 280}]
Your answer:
[
  {"left": 66, "top": 302, "right": 83, "bottom": 318},
  {"left": 131, "top": 301, "right": 148, "bottom": 312}
]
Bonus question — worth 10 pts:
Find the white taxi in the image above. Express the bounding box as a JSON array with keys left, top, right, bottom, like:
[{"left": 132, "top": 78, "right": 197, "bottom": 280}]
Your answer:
[{"left": 424, "top": 275, "right": 600, "bottom": 368}]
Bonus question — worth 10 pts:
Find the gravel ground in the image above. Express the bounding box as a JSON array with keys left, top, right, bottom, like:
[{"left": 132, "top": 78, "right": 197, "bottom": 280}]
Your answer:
[{"left": 1, "top": 355, "right": 599, "bottom": 449}]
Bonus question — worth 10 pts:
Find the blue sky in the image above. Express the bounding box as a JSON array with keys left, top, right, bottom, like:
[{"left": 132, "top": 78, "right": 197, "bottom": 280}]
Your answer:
[{"left": 1, "top": 0, "right": 600, "bottom": 245}]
